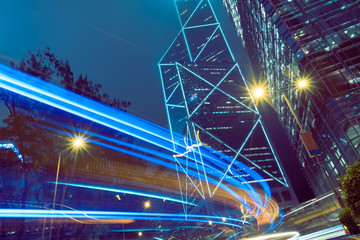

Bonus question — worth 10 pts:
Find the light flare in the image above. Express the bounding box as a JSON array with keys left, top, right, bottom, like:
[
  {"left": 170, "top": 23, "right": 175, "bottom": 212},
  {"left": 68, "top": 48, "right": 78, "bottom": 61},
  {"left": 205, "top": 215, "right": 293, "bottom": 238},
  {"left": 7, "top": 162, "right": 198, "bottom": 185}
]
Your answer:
[
  {"left": 173, "top": 130, "right": 203, "bottom": 157},
  {"left": 243, "top": 231, "right": 299, "bottom": 240},
  {"left": 252, "top": 88, "right": 264, "bottom": 98}
]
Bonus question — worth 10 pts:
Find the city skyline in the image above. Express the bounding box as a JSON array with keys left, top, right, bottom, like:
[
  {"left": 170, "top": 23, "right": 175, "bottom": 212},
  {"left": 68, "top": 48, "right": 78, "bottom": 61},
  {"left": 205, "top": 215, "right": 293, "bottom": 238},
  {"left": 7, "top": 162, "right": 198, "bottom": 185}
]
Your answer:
[
  {"left": 1, "top": 0, "right": 357, "bottom": 238},
  {"left": 0, "top": 0, "right": 312, "bottom": 203}
]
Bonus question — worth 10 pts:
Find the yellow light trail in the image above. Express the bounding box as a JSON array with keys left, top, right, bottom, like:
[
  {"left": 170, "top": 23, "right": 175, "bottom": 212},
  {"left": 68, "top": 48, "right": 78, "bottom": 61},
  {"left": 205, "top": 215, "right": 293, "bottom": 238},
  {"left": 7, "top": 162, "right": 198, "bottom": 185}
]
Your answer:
[{"left": 173, "top": 131, "right": 203, "bottom": 158}]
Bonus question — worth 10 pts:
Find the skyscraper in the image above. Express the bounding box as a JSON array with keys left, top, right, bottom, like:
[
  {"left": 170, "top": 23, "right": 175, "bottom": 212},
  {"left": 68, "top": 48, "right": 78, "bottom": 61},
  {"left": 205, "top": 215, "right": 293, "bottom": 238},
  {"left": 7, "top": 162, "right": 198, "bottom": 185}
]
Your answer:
[
  {"left": 159, "top": 0, "right": 298, "bottom": 208},
  {"left": 222, "top": 0, "right": 360, "bottom": 196}
]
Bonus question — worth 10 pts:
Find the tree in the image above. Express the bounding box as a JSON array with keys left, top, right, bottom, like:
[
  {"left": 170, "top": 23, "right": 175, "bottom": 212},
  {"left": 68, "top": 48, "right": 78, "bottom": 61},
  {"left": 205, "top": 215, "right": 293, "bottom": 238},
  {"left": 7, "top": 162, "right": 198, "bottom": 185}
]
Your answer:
[
  {"left": 0, "top": 47, "right": 131, "bottom": 238},
  {"left": 1, "top": 47, "right": 132, "bottom": 165},
  {"left": 339, "top": 207, "right": 360, "bottom": 235},
  {"left": 340, "top": 161, "right": 360, "bottom": 222},
  {"left": 10, "top": 47, "right": 131, "bottom": 111}
]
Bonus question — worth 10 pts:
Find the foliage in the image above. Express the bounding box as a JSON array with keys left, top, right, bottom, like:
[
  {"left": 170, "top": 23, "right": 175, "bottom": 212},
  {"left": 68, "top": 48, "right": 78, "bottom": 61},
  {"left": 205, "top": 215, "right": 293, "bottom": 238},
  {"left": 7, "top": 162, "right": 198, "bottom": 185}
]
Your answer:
[
  {"left": 339, "top": 207, "right": 360, "bottom": 235},
  {"left": 0, "top": 47, "right": 132, "bottom": 238},
  {"left": 340, "top": 161, "right": 360, "bottom": 221},
  {"left": 11, "top": 47, "right": 131, "bottom": 111},
  {"left": 0, "top": 47, "right": 131, "bottom": 167}
]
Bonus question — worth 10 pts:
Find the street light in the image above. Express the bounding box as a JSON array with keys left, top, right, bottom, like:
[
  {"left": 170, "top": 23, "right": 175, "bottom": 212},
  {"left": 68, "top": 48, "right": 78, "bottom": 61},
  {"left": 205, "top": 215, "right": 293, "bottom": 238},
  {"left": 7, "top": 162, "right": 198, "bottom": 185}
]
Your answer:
[
  {"left": 52, "top": 136, "right": 86, "bottom": 207},
  {"left": 297, "top": 79, "right": 308, "bottom": 89},
  {"left": 144, "top": 201, "right": 151, "bottom": 209},
  {"left": 49, "top": 136, "right": 86, "bottom": 240},
  {"left": 72, "top": 137, "right": 84, "bottom": 148},
  {"left": 252, "top": 87, "right": 265, "bottom": 98},
  {"left": 251, "top": 81, "right": 345, "bottom": 208}
]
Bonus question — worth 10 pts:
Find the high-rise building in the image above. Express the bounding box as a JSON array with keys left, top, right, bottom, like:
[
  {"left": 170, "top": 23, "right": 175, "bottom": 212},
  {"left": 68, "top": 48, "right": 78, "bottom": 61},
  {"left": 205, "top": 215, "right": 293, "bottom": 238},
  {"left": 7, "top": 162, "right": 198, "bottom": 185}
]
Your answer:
[
  {"left": 222, "top": 0, "right": 360, "bottom": 196},
  {"left": 159, "top": 0, "right": 298, "bottom": 208}
]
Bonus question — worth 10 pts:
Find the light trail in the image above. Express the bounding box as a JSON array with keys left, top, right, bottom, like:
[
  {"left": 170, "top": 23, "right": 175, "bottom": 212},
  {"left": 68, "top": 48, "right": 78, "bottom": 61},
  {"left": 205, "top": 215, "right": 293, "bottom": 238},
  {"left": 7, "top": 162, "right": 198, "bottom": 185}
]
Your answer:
[
  {"left": 35, "top": 121, "right": 269, "bottom": 216},
  {"left": 173, "top": 130, "right": 203, "bottom": 157},
  {"left": 0, "top": 64, "right": 279, "bottom": 230},
  {"left": 110, "top": 226, "right": 213, "bottom": 232},
  {"left": 0, "top": 143, "right": 24, "bottom": 163},
  {"left": 226, "top": 231, "right": 242, "bottom": 239},
  {"left": 47, "top": 181, "right": 198, "bottom": 206},
  {"left": 0, "top": 64, "right": 178, "bottom": 153},
  {"left": 268, "top": 209, "right": 284, "bottom": 231},
  {"left": 211, "top": 229, "right": 225, "bottom": 239},
  {"left": 284, "top": 192, "right": 334, "bottom": 217},
  {"left": 34, "top": 119, "right": 271, "bottom": 217},
  {"left": 0, "top": 209, "right": 249, "bottom": 228},
  {"left": 296, "top": 225, "right": 345, "bottom": 240},
  {"left": 244, "top": 231, "right": 299, "bottom": 240},
  {"left": 0, "top": 64, "right": 270, "bottom": 197},
  {"left": 0, "top": 200, "right": 105, "bottom": 225}
]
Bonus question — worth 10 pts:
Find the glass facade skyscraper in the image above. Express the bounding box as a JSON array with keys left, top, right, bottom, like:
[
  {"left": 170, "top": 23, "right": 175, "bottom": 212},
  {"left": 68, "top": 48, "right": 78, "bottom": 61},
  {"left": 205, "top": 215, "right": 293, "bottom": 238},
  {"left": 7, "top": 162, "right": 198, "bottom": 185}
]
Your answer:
[
  {"left": 222, "top": 0, "right": 360, "bottom": 196},
  {"left": 159, "top": 0, "right": 298, "bottom": 209}
]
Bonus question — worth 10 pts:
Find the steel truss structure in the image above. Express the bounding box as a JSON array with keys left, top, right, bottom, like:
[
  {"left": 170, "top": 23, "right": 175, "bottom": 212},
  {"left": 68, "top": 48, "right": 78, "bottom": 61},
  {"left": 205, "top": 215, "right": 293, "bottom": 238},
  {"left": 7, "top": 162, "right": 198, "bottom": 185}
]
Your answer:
[{"left": 159, "top": 0, "right": 289, "bottom": 203}]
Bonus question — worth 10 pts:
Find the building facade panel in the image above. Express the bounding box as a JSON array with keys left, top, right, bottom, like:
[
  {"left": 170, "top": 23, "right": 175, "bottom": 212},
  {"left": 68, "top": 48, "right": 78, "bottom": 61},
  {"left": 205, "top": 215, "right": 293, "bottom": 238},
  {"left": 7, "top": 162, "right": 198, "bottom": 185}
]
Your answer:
[
  {"left": 223, "top": 0, "right": 360, "bottom": 196},
  {"left": 160, "top": 0, "right": 298, "bottom": 208}
]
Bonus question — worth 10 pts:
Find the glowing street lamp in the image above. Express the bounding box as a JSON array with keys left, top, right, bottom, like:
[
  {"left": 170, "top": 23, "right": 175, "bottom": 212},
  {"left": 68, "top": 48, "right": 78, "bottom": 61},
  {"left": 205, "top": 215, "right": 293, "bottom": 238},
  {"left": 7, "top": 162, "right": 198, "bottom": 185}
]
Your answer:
[
  {"left": 252, "top": 87, "right": 265, "bottom": 98},
  {"left": 297, "top": 79, "right": 308, "bottom": 89},
  {"left": 49, "top": 136, "right": 86, "bottom": 240},
  {"left": 250, "top": 80, "right": 345, "bottom": 208},
  {"left": 144, "top": 201, "right": 151, "bottom": 209},
  {"left": 73, "top": 137, "right": 84, "bottom": 148}
]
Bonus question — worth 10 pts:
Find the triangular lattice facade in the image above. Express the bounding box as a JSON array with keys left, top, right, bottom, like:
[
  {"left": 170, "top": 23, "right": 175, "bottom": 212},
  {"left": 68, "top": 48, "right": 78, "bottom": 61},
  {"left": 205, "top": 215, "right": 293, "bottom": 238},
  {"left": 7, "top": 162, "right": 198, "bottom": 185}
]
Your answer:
[{"left": 159, "top": 0, "right": 289, "bottom": 199}]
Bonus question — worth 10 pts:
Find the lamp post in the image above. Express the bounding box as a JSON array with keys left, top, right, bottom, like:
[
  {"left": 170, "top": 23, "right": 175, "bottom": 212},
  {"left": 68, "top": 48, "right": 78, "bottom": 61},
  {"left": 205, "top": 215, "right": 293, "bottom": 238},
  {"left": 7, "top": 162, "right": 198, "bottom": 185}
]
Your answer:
[
  {"left": 48, "top": 136, "right": 85, "bottom": 240},
  {"left": 52, "top": 137, "right": 85, "bottom": 209},
  {"left": 252, "top": 80, "right": 345, "bottom": 208}
]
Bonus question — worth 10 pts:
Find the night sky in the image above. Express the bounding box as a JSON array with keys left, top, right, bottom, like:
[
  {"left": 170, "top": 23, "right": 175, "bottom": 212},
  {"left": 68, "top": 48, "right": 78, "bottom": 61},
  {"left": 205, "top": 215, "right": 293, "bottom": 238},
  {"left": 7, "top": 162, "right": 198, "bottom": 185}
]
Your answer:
[
  {"left": 0, "top": 0, "right": 313, "bottom": 202},
  {"left": 0, "top": 0, "right": 252, "bottom": 126}
]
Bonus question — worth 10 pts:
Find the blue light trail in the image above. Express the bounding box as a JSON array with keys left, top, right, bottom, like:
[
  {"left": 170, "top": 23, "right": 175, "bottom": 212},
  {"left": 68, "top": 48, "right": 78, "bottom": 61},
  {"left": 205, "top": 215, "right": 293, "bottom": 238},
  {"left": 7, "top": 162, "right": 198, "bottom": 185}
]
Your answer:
[
  {"left": 34, "top": 120, "right": 268, "bottom": 214},
  {"left": 158, "top": 1, "right": 288, "bottom": 221},
  {"left": 110, "top": 226, "right": 213, "bottom": 232},
  {"left": 47, "top": 181, "right": 199, "bottom": 207},
  {"left": 296, "top": 225, "right": 345, "bottom": 240},
  {"left": 0, "top": 63, "right": 278, "bottom": 229},
  {"left": 210, "top": 229, "right": 225, "bottom": 240},
  {"left": 0, "top": 143, "right": 24, "bottom": 163},
  {"left": 0, "top": 209, "right": 250, "bottom": 228}
]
